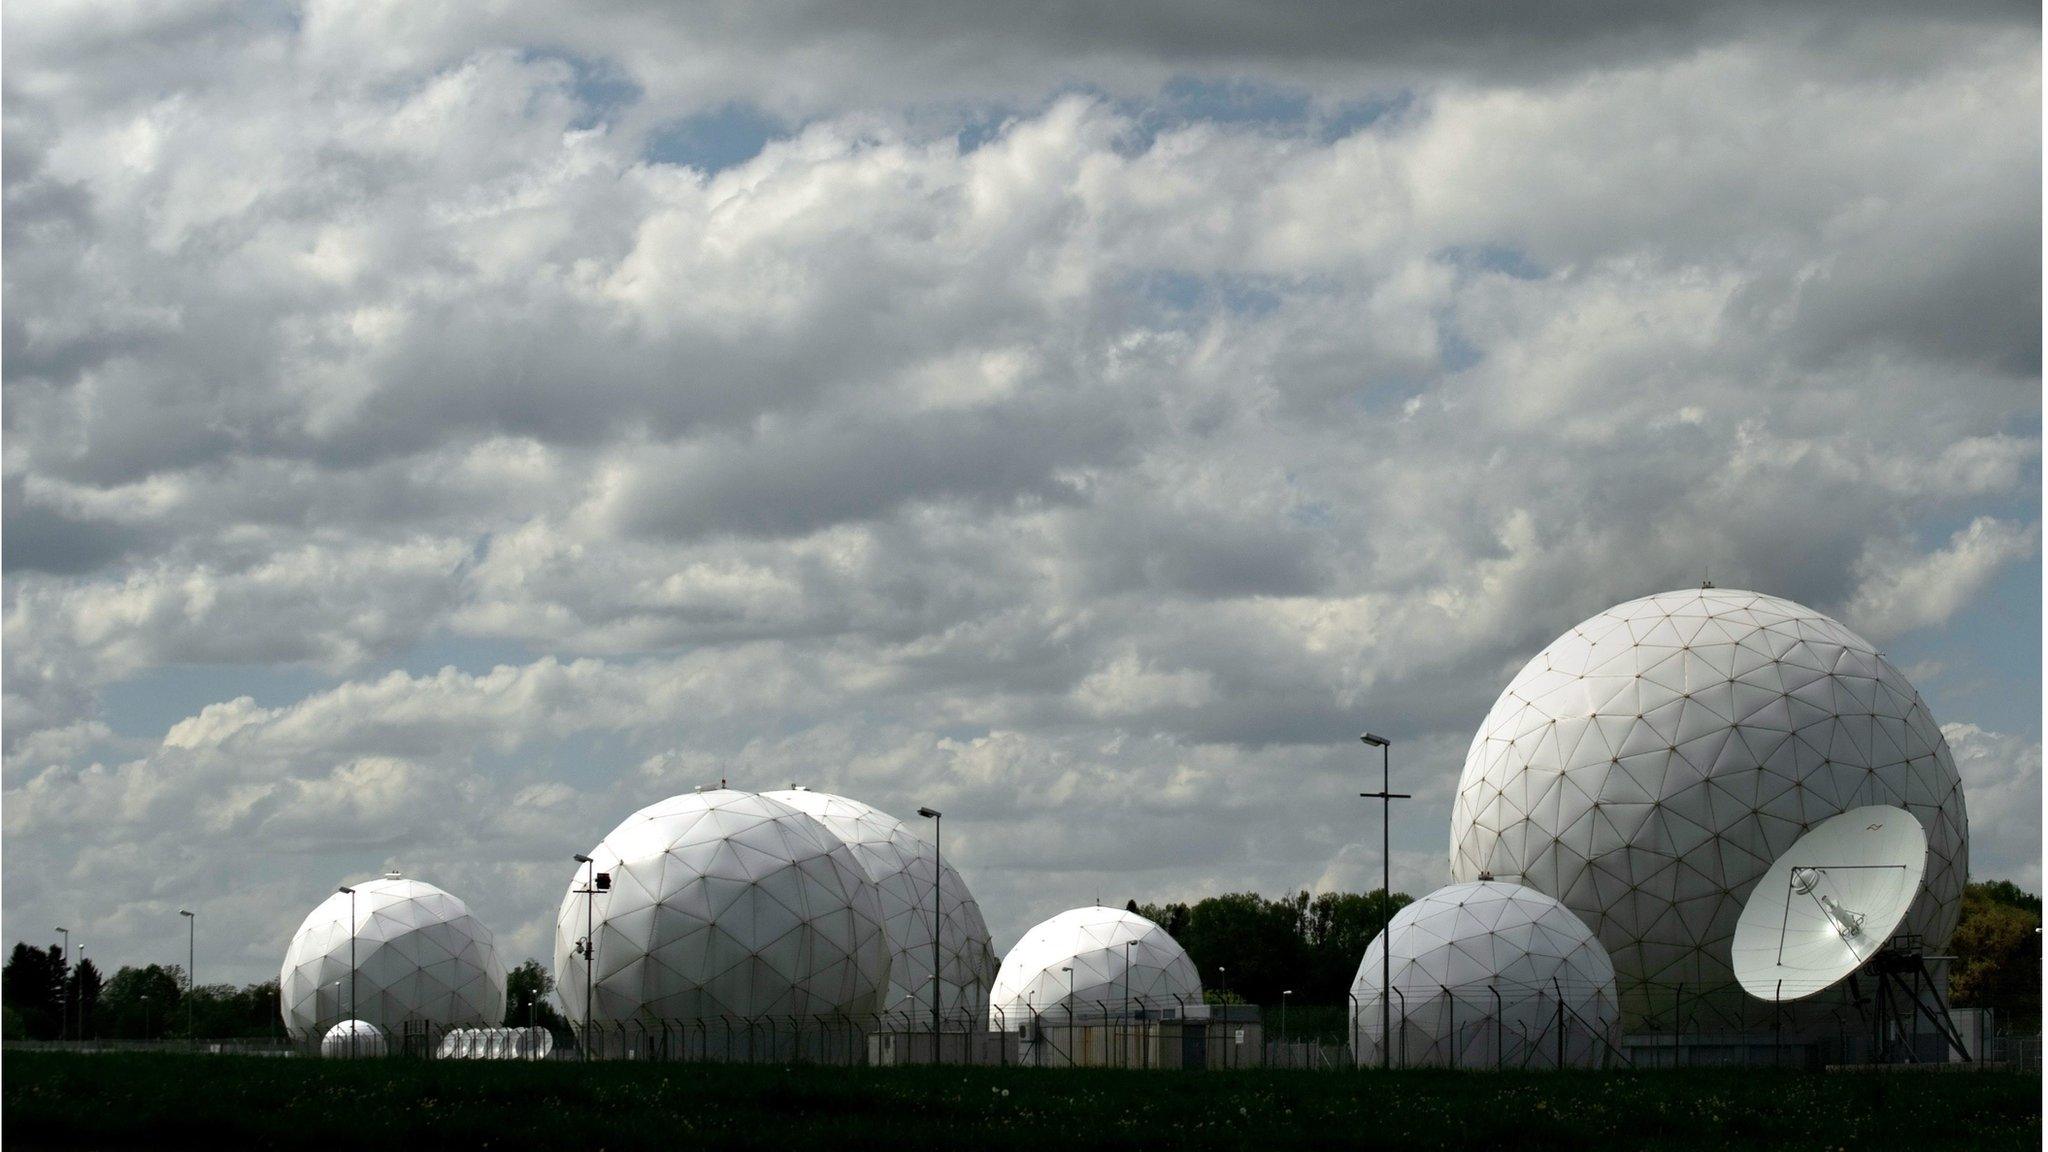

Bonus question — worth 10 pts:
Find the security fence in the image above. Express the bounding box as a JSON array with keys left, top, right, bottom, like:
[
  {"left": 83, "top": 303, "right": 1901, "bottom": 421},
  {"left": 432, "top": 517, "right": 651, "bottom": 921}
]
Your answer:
[
  {"left": 10, "top": 987, "right": 2032, "bottom": 1071},
  {"left": 1345, "top": 977, "right": 1628, "bottom": 1070}
]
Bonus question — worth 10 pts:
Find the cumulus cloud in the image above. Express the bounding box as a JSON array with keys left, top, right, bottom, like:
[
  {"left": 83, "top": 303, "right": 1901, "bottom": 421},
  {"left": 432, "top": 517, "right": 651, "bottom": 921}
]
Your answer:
[
  {"left": 1943, "top": 722, "right": 2044, "bottom": 890},
  {"left": 2, "top": 2, "right": 2038, "bottom": 982},
  {"left": 1847, "top": 517, "right": 2041, "bottom": 640}
]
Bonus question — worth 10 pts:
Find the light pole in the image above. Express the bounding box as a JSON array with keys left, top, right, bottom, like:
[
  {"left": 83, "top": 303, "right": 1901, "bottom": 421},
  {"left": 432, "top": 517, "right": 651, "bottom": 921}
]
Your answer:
[
  {"left": 55, "top": 928, "right": 69, "bottom": 1043},
  {"left": 337, "top": 886, "right": 356, "bottom": 1058},
  {"left": 917, "top": 807, "right": 943, "bottom": 1058},
  {"left": 141, "top": 993, "right": 151, "bottom": 1042},
  {"left": 1282, "top": 989, "right": 1293, "bottom": 1059},
  {"left": 179, "top": 910, "right": 195, "bottom": 1045},
  {"left": 573, "top": 853, "right": 595, "bottom": 1062},
  {"left": 1361, "top": 732, "right": 1407, "bottom": 1070},
  {"left": 76, "top": 946, "right": 86, "bottom": 1041}
]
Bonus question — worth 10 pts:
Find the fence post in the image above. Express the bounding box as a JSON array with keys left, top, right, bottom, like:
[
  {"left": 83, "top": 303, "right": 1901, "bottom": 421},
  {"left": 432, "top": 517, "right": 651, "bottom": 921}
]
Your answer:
[
  {"left": 1391, "top": 986, "right": 1406, "bottom": 1069},
  {"left": 1347, "top": 992, "right": 1359, "bottom": 1069},
  {"left": 1443, "top": 986, "right": 1455, "bottom": 1070},
  {"left": 1553, "top": 978, "right": 1565, "bottom": 1069},
  {"left": 1491, "top": 986, "right": 1503, "bottom": 1071},
  {"left": 1773, "top": 980, "right": 1783, "bottom": 1067}
]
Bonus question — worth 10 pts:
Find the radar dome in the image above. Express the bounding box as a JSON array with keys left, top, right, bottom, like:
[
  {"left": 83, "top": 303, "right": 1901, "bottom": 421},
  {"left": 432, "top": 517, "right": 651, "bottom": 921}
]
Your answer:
[
  {"left": 989, "top": 906, "right": 1202, "bottom": 1027},
  {"left": 554, "top": 789, "right": 891, "bottom": 1023},
  {"left": 1448, "top": 587, "right": 1967, "bottom": 1030},
  {"left": 320, "top": 1019, "right": 387, "bottom": 1058},
  {"left": 1351, "top": 880, "right": 1618, "bottom": 1067},
  {"left": 280, "top": 872, "right": 507, "bottom": 1041}
]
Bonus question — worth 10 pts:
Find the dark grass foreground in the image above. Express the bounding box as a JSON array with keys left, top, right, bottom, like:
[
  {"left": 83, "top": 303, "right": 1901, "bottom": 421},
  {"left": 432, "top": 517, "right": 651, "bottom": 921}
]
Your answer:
[{"left": 4, "top": 1052, "right": 2038, "bottom": 1151}]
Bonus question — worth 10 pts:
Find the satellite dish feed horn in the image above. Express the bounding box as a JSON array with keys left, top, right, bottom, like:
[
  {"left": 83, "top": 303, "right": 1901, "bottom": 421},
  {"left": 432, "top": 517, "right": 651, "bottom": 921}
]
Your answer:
[{"left": 1732, "top": 805, "right": 1927, "bottom": 1002}]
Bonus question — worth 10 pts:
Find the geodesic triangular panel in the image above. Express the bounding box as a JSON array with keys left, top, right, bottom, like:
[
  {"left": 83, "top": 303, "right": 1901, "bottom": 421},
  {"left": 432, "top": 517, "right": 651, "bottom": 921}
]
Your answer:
[
  {"left": 554, "top": 789, "right": 892, "bottom": 1023},
  {"left": 280, "top": 873, "right": 507, "bottom": 1040},
  {"left": 1447, "top": 588, "right": 1969, "bottom": 1033}
]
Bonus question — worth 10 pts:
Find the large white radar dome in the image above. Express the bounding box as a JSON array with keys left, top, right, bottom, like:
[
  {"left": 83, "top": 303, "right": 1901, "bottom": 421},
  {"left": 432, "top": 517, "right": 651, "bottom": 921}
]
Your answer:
[
  {"left": 763, "top": 788, "right": 997, "bottom": 1023},
  {"left": 280, "top": 872, "right": 507, "bottom": 1042},
  {"left": 1448, "top": 587, "right": 1968, "bottom": 1030},
  {"left": 1350, "top": 881, "right": 1619, "bottom": 1068},
  {"left": 989, "top": 906, "right": 1202, "bottom": 1028},
  {"left": 554, "top": 789, "right": 891, "bottom": 1023}
]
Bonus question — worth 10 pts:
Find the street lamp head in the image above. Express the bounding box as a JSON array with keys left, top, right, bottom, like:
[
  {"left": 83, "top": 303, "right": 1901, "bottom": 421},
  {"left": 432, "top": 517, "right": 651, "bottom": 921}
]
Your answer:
[
  {"left": 1361, "top": 732, "right": 1390, "bottom": 747},
  {"left": 573, "top": 853, "right": 593, "bottom": 863},
  {"left": 180, "top": 910, "right": 194, "bottom": 918},
  {"left": 337, "top": 885, "right": 354, "bottom": 894},
  {"left": 917, "top": 807, "right": 940, "bottom": 819}
]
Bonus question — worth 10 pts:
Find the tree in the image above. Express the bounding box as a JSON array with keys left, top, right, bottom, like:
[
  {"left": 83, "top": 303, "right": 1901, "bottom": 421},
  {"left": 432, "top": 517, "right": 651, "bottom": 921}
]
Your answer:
[
  {"left": 2, "top": 943, "right": 67, "bottom": 1040},
  {"left": 70, "top": 960, "right": 102, "bottom": 1039},
  {"left": 98, "top": 965, "right": 183, "bottom": 1040},
  {"left": 503, "top": 959, "right": 572, "bottom": 1041},
  {"left": 1167, "top": 891, "right": 1306, "bottom": 1005},
  {"left": 1302, "top": 889, "right": 1409, "bottom": 1002},
  {"left": 177, "top": 980, "right": 283, "bottom": 1039},
  {"left": 1951, "top": 881, "right": 2042, "bottom": 1031}
]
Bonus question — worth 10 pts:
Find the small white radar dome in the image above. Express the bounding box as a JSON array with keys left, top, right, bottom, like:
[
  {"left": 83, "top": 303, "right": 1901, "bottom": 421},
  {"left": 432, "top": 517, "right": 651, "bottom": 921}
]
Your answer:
[
  {"left": 1351, "top": 880, "right": 1619, "bottom": 1068},
  {"left": 320, "top": 1019, "right": 388, "bottom": 1058},
  {"left": 989, "top": 906, "right": 1202, "bottom": 1028}
]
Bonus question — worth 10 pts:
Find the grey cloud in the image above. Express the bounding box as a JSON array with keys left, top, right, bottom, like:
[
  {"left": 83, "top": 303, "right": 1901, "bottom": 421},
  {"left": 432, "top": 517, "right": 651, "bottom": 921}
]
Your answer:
[
  {"left": 613, "top": 400, "right": 1132, "bottom": 541},
  {"left": 1, "top": 475, "right": 151, "bottom": 574}
]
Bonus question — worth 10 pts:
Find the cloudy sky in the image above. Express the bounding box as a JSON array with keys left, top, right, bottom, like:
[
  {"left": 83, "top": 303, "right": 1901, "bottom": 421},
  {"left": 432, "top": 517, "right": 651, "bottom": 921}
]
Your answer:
[{"left": 4, "top": 2, "right": 2040, "bottom": 986}]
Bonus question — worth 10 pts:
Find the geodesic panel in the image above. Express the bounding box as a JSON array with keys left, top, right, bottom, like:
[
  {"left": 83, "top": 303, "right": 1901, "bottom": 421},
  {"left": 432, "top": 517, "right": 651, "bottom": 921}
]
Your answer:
[
  {"left": 1448, "top": 587, "right": 1968, "bottom": 1032},
  {"left": 320, "top": 1019, "right": 388, "bottom": 1058},
  {"left": 554, "top": 789, "right": 891, "bottom": 1023},
  {"left": 281, "top": 872, "right": 507, "bottom": 1041},
  {"left": 1350, "top": 881, "right": 1618, "bottom": 1068},
  {"left": 764, "top": 788, "right": 997, "bottom": 1022},
  {"left": 989, "top": 907, "right": 1203, "bottom": 1028}
]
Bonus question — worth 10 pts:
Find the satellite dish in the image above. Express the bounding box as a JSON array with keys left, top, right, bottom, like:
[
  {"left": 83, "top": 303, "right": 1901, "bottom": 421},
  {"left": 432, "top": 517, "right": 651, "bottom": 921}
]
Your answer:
[{"left": 1732, "top": 805, "right": 1927, "bottom": 1002}]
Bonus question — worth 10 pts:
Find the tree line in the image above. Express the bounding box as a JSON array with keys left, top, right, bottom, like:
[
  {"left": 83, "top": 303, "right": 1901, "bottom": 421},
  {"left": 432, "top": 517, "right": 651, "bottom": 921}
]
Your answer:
[
  {"left": 1128, "top": 889, "right": 1411, "bottom": 1006},
  {"left": 1, "top": 948, "right": 573, "bottom": 1042}
]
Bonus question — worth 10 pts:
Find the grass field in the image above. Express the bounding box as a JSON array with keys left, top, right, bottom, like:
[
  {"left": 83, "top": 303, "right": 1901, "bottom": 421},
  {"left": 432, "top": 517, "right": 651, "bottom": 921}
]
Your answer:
[{"left": 3, "top": 1051, "right": 2038, "bottom": 1150}]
